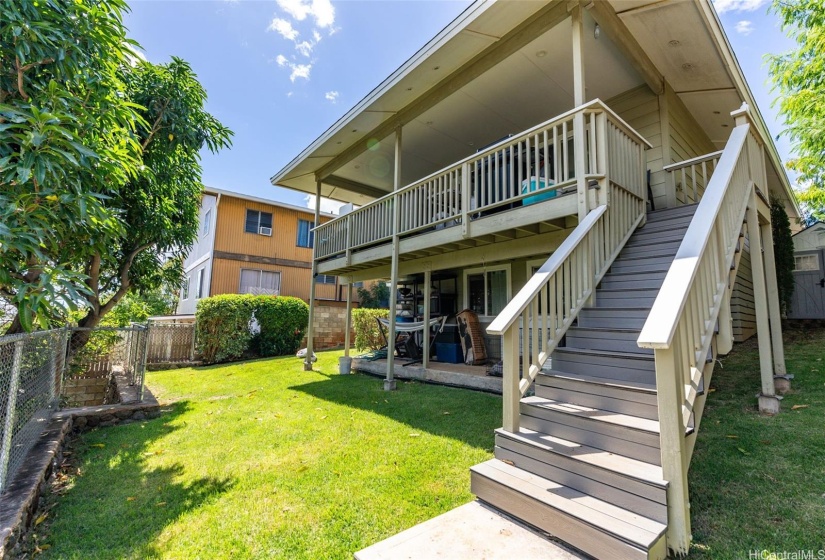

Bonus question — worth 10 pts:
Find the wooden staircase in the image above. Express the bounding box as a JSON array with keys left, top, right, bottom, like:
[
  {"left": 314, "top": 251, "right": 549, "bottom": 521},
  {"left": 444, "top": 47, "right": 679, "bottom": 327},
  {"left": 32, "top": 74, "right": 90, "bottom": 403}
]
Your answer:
[{"left": 471, "top": 204, "right": 702, "bottom": 560}]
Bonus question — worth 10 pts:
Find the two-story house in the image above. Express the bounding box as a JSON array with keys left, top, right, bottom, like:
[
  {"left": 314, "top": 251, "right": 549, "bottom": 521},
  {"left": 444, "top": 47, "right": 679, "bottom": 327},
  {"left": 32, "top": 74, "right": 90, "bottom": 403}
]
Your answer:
[
  {"left": 270, "top": 1, "right": 800, "bottom": 557},
  {"left": 176, "top": 188, "right": 353, "bottom": 315}
]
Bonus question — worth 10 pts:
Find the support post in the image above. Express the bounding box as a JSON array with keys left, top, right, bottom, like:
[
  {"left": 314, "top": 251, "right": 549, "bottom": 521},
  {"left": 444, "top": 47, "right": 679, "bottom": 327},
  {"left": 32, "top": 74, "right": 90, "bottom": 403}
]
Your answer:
[
  {"left": 655, "top": 342, "right": 692, "bottom": 556},
  {"left": 423, "top": 269, "right": 432, "bottom": 369},
  {"left": 385, "top": 126, "right": 402, "bottom": 391},
  {"left": 747, "top": 187, "right": 778, "bottom": 413},
  {"left": 305, "top": 179, "right": 322, "bottom": 371},
  {"left": 717, "top": 291, "right": 733, "bottom": 355},
  {"left": 571, "top": 4, "right": 588, "bottom": 221},
  {"left": 344, "top": 282, "right": 353, "bottom": 359},
  {"left": 761, "top": 221, "right": 788, "bottom": 385},
  {"left": 502, "top": 326, "right": 520, "bottom": 433}
]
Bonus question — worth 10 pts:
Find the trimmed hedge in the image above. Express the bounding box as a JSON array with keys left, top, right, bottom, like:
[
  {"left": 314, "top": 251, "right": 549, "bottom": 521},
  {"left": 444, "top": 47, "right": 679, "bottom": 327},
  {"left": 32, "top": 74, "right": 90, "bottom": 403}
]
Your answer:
[
  {"left": 352, "top": 308, "right": 389, "bottom": 351},
  {"left": 196, "top": 294, "right": 255, "bottom": 364},
  {"left": 196, "top": 294, "right": 309, "bottom": 364},
  {"left": 251, "top": 295, "right": 309, "bottom": 357}
]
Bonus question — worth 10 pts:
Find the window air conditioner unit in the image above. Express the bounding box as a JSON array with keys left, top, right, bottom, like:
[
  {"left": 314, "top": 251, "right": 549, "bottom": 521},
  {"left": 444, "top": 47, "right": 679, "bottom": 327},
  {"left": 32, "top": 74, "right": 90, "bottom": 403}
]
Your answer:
[{"left": 259, "top": 226, "right": 272, "bottom": 236}]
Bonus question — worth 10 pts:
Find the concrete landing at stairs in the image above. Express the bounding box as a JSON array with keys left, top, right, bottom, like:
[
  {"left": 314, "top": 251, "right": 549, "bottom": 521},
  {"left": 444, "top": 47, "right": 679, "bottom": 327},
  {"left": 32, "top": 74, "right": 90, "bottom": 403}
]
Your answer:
[{"left": 354, "top": 501, "right": 586, "bottom": 560}]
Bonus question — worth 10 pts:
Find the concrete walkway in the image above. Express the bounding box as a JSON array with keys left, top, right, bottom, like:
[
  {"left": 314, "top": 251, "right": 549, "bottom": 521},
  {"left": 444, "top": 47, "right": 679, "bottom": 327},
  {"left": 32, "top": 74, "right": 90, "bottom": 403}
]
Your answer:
[
  {"left": 355, "top": 501, "right": 587, "bottom": 560},
  {"left": 353, "top": 358, "right": 502, "bottom": 394}
]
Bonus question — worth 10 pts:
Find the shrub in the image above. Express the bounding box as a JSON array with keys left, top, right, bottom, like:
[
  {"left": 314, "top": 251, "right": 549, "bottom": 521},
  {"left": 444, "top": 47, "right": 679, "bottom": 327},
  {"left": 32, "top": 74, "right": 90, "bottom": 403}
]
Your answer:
[
  {"left": 352, "top": 308, "right": 389, "bottom": 351},
  {"left": 251, "top": 296, "right": 309, "bottom": 357},
  {"left": 357, "top": 282, "right": 390, "bottom": 309},
  {"left": 196, "top": 294, "right": 255, "bottom": 364}
]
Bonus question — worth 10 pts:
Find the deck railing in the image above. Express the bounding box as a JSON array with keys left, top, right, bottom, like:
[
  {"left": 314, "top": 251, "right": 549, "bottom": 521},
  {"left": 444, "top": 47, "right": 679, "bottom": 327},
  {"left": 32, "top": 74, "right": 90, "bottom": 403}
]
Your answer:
[
  {"left": 486, "top": 101, "right": 650, "bottom": 432},
  {"left": 313, "top": 99, "right": 646, "bottom": 261},
  {"left": 664, "top": 150, "right": 723, "bottom": 204},
  {"left": 637, "top": 112, "right": 763, "bottom": 554}
]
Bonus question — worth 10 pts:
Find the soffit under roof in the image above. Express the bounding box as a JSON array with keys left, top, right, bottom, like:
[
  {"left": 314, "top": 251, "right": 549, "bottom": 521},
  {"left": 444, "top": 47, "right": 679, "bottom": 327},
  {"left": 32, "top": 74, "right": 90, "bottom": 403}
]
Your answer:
[{"left": 272, "top": 0, "right": 797, "bottom": 214}]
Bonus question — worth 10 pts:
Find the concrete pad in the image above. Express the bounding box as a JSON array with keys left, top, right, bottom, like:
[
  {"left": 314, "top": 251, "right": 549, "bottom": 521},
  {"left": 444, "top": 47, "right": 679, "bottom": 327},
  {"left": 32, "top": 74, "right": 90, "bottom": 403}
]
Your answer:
[
  {"left": 354, "top": 501, "right": 587, "bottom": 560},
  {"left": 354, "top": 359, "right": 503, "bottom": 394}
]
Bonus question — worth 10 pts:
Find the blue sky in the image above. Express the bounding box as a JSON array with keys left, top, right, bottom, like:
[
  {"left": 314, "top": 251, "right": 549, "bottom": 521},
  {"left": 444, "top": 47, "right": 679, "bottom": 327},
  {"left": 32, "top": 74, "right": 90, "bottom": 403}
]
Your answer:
[{"left": 124, "top": 0, "right": 796, "bottom": 212}]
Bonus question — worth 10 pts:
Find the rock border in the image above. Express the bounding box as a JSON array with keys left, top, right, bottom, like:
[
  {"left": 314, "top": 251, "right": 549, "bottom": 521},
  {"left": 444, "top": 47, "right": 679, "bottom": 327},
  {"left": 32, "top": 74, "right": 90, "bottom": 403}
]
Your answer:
[{"left": 0, "top": 388, "right": 160, "bottom": 559}]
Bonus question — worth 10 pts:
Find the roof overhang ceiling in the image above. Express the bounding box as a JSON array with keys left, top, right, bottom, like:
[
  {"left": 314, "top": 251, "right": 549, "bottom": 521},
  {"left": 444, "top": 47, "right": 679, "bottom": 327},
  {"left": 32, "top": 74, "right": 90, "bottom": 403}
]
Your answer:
[{"left": 271, "top": 0, "right": 797, "bottom": 214}]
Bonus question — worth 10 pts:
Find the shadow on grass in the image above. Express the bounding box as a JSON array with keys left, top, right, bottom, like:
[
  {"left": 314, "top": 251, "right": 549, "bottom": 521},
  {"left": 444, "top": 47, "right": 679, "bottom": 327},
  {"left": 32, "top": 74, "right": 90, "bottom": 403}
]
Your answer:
[
  {"left": 291, "top": 372, "right": 501, "bottom": 451},
  {"left": 42, "top": 401, "right": 234, "bottom": 560}
]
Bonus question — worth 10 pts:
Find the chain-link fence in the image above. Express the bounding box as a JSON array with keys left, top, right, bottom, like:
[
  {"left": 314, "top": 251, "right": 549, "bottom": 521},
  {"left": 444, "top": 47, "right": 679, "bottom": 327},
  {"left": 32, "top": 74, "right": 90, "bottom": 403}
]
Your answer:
[
  {"left": 64, "top": 326, "right": 148, "bottom": 407},
  {"left": 0, "top": 329, "right": 68, "bottom": 493},
  {"left": 145, "top": 322, "right": 196, "bottom": 365}
]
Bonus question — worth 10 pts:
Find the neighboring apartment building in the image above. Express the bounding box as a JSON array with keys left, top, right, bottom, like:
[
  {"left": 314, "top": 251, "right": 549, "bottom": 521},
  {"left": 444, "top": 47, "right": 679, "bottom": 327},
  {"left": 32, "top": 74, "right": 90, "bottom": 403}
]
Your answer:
[{"left": 176, "top": 188, "right": 355, "bottom": 314}]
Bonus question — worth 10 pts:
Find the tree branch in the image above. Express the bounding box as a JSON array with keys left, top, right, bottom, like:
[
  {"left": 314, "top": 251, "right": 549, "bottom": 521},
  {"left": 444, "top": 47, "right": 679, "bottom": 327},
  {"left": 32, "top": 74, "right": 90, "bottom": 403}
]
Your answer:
[
  {"left": 141, "top": 98, "right": 171, "bottom": 150},
  {"left": 98, "top": 243, "right": 151, "bottom": 316}
]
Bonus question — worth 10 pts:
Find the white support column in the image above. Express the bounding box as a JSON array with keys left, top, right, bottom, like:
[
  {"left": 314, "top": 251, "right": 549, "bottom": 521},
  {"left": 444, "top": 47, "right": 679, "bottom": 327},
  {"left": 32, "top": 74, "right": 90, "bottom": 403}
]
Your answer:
[
  {"left": 655, "top": 341, "right": 692, "bottom": 556},
  {"left": 502, "top": 326, "right": 520, "bottom": 433},
  {"left": 717, "top": 290, "right": 734, "bottom": 355},
  {"left": 385, "top": 126, "right": 402, "bottom": 391},
  {"left": 747, "top": 187, "right": 779, "bottom": 413},
  {"left": 305, "top": 179, "right": 322, "bottom": 371},
  {"left": 344, "top": 281, "right": 353, "bottom": 359},
  {"left": 571, "top": 4, "right": 588, "bottom": 221},
  {"left": 423, "top": 269, "right": 432, "bottom": 369},
  {"left": 761, "top": 221, "right": 787, "bottom": 379},
  {"left": 571, "top": 4, "right": 586, "bottom": 107}
]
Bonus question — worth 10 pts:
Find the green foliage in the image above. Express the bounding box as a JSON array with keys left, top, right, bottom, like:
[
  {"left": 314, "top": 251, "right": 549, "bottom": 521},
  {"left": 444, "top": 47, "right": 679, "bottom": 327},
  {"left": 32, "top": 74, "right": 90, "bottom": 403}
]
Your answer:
[
  {"left": 251, "top": 296, "right": 309, "bottom": 357},
  {"left": 352, "top": 308, "right": 389, "bottom": 352},
  {"left": 0, "top": 4, "right": 232, "bottom": 334},
  {"left": 195, "top": 295, "right": 255, "bottom": 364},
  {"left": 357, "top": 282, "right": 389, "bottom": 309},
  {"left": 102, "top": 290, "right": 177, "bottom": 327},
  {"left": 196, "top": 294, "right": 308, "bottom": 363},
  {"left": 771, "top": 200, "right": 796, "bottom": 315},
  {"left": 769, "top": 0, "right": 825, "bottom": 218},
  {"left": 0, "top": 0, "right": 143, "bottom": 331}
]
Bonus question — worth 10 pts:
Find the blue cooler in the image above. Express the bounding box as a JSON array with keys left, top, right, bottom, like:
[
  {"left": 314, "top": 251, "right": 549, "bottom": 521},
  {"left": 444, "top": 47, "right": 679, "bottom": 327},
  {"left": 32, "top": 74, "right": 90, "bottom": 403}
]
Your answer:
[
  {"left": 436, "top": 342, "right": 463, "bottom": 364},
  {"left": 521, "top": 176, "right": 556, "bottom": 205}
]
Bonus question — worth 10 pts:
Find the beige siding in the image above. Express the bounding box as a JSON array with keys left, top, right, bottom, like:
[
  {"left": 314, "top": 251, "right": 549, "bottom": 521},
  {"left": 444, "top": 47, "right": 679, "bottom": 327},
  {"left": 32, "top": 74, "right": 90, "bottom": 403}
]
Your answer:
[
  {"left": 666, "top": 88, "right": 717, "bottom": 205},
  {"left": 210, "top": 258, "right": 346, "bottom": 302},
  {"left": 607, "top": 85, "right": 668, "bottom": 210},
  {"left": 731, "top": 237, "right": 757, "bottom": 342}
]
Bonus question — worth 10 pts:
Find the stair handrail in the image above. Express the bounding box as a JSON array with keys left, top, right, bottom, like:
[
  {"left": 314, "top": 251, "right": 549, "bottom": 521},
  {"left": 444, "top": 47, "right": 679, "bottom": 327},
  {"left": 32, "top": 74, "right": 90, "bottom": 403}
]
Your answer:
[
  {"left": 637, "top": 105, "right": 762, "bottom": 555},
  {"left": 488, "top": 181, "right": 646, "bottom": 432}
]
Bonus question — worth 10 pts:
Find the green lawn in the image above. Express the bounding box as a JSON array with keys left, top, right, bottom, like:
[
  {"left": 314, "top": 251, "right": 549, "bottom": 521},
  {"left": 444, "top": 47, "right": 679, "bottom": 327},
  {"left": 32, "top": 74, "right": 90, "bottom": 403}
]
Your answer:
[
  {"left": 688, "top": 327, "right": 825, "bottom": 558},
  {"left": 38, "top": 351, "right": 500, "bottom": 559},
  {"left": 35, "top": 330, "right": 825, "bottom": 559}
]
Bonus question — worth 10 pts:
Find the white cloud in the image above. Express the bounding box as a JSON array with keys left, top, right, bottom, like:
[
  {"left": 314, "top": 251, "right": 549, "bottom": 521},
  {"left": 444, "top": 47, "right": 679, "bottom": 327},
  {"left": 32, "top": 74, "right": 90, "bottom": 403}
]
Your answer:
[
  {"left": 712, "top": 0, "right": 767, "bottom": 14},
  {"left": 290, "top": 63, "right": 312, "bottom": 82},
  {"left": 295, "top": 40, "right": 314, "bottom": 57},
  {"left": 268, "top": 17, "right": 299, "bottom": 41},
  {"left": 325, "top": 91, "right": 339, "bottom": 103},
  {"left": 305, "top": 195, "right": 348, "bottom": 215},
  {"left": 277, "top": 0, "right": 335, "bottom": 28},
  {"left": 313, "top": 30, "right": 322, "bottom": 42},
  {"left": 735, "top": 20, "right": 754, "bottom": 35},
  {"left": 276, "top": 54, "right": 289, "bottom": 67}
]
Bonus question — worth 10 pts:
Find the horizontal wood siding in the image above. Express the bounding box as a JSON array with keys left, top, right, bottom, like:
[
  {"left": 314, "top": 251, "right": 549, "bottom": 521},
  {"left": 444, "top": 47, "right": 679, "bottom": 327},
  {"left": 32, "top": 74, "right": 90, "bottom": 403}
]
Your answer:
[
  {"left": 213, "top": 195, "right": 331, "bottom": 262},
  {"left": 607, "top": 85, "right": 666, "bottom": 210},
  {"left": 667, "top": 88, "right": 717, "bottom": 205},
  {"left": 210, "top": 258, "right": 341, "bottom": 302},
  {"left": 731, "top": 236, "right": 756, "bottom": 342}
]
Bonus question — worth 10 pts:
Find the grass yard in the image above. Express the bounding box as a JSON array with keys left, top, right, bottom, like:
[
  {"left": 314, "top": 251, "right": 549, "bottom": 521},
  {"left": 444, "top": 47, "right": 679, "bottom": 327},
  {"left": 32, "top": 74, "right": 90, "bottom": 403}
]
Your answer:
[
  {"left": 689, "top": 327, "right": 825, "bottom": 558},
  {"left": 32, "top": 328, "right": 825, "bottom": 559},
  {"left": 36, "top": 351, "right": 500, "bottom": 559}
]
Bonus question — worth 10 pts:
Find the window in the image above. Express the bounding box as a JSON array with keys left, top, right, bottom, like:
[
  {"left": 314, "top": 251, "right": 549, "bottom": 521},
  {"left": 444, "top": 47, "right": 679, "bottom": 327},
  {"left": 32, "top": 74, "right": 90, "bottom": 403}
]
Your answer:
[
  {"left": 464, "top": 266, "right": 510, "bottom": 317},
  {"left": 297, "top": 219, "right": 314, "bottom": 248},
  {"left": 202, "top": 209, "right": 211, "bottom": 236},
  {"left": 315, "top": 274, "right": 336, "bottom": 285},
  {"left": 794, "top": 254, "right": 820, "bottom": 271},
  {"left": 245, "top": 209, "right": 273, "bottom": 234},
  {"left": 181, "top": 276, "right": 190, "bottom": 300},
  {"left": 352, "top": 281, "right": 364, "bottom": 288},
  {"left": 195, "top": 269, "right": 205, "bottom": 299},
  {"left": 239, "top": 269, "right": 281, "bottom": 295}
]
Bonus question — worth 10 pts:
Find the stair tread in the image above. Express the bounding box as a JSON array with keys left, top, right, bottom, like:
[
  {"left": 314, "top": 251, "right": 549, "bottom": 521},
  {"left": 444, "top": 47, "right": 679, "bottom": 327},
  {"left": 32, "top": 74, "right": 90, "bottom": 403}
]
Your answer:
[
  {"left": 472, "top": 459, "right": 667, "bottom": 548},
  {"left": 495, "top": 427, "right": 666, "bottom": 486},
  {"left": 540, "top": 370, "right": 657, "bottom": 393},
  {"left": 555, "top": 347, "right": 654, "bottom": 361},
  {"left": 522, "top": 395, "right": 660, "bottom": 434}
]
